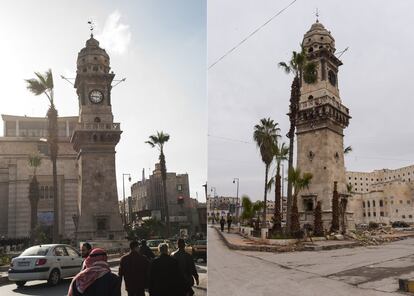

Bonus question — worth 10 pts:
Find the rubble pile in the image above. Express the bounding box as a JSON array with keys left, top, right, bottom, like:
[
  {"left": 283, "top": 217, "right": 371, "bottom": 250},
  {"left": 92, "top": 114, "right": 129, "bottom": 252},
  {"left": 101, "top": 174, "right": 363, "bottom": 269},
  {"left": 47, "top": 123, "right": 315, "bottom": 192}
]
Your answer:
[{"left": 346, "top": 227, "right": 399, "bottom": 246}]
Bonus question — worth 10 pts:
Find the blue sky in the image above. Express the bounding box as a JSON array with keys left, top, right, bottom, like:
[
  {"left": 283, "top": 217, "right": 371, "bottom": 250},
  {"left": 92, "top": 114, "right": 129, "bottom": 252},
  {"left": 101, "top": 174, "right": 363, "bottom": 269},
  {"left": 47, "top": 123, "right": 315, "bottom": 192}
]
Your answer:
[{"left": 0, "top": 0, "right": 207, "bottom": 201}]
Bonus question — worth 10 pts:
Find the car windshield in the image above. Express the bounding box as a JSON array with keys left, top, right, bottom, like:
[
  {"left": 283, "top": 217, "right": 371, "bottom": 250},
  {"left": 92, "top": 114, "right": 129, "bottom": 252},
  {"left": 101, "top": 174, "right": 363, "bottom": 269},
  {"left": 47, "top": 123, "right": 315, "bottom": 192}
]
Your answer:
[
  {"left": 147, "top": 240, "right": 164, "bottom": 247},
  {"left": 21, "top": 246, "right": 51, "bottom": 256},
  {"left": 196, "top": 240, "right": 206, "bottom": 245}
]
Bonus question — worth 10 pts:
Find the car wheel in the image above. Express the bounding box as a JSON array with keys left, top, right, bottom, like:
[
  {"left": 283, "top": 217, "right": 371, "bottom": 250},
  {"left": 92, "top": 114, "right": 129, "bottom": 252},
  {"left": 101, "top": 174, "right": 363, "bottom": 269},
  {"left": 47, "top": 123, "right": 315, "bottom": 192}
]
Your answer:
[
  {"left": 48, "top": 269, "right": 60, "bottom": 286},
  {"left": 16, "top": 281, "right": 26, "bottom": 288}
]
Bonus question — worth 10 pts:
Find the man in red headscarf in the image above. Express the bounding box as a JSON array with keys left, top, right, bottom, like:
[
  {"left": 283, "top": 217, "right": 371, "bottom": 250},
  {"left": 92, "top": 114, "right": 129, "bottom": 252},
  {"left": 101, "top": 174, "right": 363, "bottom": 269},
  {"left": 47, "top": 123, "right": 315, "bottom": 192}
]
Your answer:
[{"left": 68, "top": 248, "right": 121, "bottom": 296}]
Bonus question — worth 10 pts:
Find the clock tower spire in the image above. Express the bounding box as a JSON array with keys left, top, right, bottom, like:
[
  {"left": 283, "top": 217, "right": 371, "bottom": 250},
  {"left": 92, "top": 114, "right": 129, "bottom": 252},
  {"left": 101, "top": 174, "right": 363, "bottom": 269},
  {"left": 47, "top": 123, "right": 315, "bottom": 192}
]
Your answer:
[{"left": 71, "top": 35, "right": 124, "bottom": 241}]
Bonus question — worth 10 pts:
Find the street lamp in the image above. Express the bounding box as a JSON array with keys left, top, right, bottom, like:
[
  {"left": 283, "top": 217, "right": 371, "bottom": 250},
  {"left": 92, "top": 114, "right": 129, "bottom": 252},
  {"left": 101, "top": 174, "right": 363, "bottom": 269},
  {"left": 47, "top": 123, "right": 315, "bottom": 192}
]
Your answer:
[
  {"left": 122, "top": 173, "right": 132, "bottom": 226},
  {"left": 232, "top": 178, "right": 239, "bottom": 220}
]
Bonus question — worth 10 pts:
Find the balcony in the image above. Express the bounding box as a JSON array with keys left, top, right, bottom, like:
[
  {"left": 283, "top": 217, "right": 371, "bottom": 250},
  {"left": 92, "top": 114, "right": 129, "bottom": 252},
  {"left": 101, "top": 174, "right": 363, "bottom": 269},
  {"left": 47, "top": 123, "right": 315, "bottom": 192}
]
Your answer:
[
  {"left": 299, "top": 95, "right": 349, "bottom": 114},
  {"left": 75, "top": 122, "right": 121, "bottom": 131}
]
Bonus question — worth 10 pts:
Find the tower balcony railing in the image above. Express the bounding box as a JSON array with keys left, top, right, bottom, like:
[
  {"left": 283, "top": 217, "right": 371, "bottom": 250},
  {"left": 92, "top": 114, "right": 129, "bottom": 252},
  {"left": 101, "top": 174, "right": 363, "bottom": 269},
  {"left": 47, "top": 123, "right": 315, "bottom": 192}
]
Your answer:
[
  {"left": 75, "top": 122, "right": 121, "bottom": 131},
  {"left": 299, "top": 95, "right": 349, "bottom": 114}
]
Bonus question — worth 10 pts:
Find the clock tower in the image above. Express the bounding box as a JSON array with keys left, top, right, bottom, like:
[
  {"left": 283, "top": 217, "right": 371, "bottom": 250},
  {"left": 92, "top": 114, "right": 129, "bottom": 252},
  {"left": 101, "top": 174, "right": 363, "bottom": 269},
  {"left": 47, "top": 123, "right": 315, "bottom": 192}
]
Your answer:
[
  {"left": 295, "top": 21, "right": 353, "bottom": 228},
  {"left": 71, "top": 35, "right": 124, "bottom": 240}
]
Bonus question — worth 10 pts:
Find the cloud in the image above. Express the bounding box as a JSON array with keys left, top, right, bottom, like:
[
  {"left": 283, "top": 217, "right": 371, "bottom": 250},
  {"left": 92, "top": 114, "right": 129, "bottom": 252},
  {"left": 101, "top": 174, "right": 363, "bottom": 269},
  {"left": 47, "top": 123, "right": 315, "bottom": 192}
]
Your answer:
[{"left": 96, "top": 10, "right": 131, "bottom": 55}]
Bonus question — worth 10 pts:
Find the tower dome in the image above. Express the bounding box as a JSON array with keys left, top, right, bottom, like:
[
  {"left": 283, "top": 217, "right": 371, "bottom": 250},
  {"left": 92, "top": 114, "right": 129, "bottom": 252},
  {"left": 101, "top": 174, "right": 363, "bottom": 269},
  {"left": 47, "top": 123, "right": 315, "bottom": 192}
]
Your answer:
[
  {"left": 302, "top": 20, "right": 335, "bottom": 54},
  {"left": 76, "top": 35, "right": 111, "bottom": 75}
]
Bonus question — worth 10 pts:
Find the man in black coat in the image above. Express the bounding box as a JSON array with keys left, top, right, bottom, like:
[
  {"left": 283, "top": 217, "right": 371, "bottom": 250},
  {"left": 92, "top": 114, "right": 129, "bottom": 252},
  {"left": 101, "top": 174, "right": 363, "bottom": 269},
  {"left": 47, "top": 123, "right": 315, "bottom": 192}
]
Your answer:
[
  {"left": 119, "top": 241, "right": 150, "bottom": 296},
  {"left": 139, "top": 239, "right": 155, "bottom": 260},
  {"left": 149, "top": 243, "right": 186, "bottom": 296},
  {"left": 172, "top": 239, "right": 199, "bottom": 296}
]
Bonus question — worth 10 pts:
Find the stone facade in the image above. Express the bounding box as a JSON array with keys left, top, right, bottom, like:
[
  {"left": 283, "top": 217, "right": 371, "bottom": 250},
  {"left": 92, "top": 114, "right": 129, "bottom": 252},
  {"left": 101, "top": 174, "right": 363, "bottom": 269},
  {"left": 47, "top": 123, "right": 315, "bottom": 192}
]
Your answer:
[
  {"left": 295, "top": 21, "right": 353, "bottom": 229},
  {"left": 71, "top": 35, "right": 124, "bottom": 241},
  {"left": 347, "top": 167, "right": 414, "bottom": 225},
  {"left": 0, "top": 115, "right": 78, "bottom": 238}
]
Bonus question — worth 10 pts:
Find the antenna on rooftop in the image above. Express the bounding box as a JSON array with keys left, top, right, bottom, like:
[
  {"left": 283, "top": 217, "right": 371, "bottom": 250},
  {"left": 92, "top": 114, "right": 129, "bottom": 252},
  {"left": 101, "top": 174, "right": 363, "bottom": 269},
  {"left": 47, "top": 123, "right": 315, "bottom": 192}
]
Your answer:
[
  {"left": 336, "top": 47, "right": 349, "bottom": 59},
  {"left": 315, "top": 8, "right": 319, "bottom": 22}
]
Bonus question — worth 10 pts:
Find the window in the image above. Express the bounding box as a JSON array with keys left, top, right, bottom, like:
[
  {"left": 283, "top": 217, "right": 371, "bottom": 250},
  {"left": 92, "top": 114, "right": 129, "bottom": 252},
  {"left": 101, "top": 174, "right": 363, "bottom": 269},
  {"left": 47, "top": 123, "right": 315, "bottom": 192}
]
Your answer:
[
  {"left": 402, "top": 215, "right": 406, "bottom": 219},
  {"left": 54, "top": 246, "right": 68, "bottom": 257},
  {"left": 362, "top": 202, "right": 365, "bottom": 208},
  {"left": 400, "top": 200, "right": 403, "bottom": 204},
  {"left": 408, "top": 200, "right": 411, "bottom": 204},
  {"left": 177, "top": 184, "right": 183, "bottom": 192},
  {"left": 380, "top": 212, "right": 384, "bottom": 217},
  {"left": 380, "top": 200, "right": 383, "bottom": 207},
  {"left": 367, "top": 201, "right": 370, "bottom": 207},
  {"left": 391, "top": 201, "right": 394, "bottom": 205},
  {"left": 373, "top": 201, "right": 376, "bottom": 207},
  {"left": 97, "top": 217, "right": 108, "bottom": 231},
  {"left": 373, "top": 212, "right": 376, "bottom": 217},
  {"left": 396, "top": 209, "right": 398, "bottom": 213},
  {"left": 363, "top": 212, "right": 366, "bottom": 217},
  {"left": 66, "top": 247, "right": 80, "bottom": 257},
  {"left": 368, "top": 212, "right": 371, "bottom": 217},
  {"left": 410, "top": 215, "right": 413, "bottom": 219}
]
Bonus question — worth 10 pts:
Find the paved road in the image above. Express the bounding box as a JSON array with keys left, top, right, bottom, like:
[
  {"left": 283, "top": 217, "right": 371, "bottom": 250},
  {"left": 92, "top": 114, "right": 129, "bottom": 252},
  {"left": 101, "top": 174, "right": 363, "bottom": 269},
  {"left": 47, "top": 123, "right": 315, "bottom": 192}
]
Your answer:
[
  {"left": 208, "top": 226, "right": 414, "bottom": 296},
  {"left": 0, "top": 263, "right": 207, "bottom": 296}
]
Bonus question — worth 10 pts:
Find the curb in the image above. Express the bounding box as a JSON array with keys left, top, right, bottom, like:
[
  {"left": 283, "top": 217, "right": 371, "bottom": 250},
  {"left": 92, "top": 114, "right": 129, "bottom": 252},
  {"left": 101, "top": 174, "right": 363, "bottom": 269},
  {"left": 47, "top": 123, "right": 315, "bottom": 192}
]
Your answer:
[
  {"left": 0, "top": 258, "right": 121, "bottom": 287},
  {"left": 215, "top": 227, "right": 365, "bottom": 253}
]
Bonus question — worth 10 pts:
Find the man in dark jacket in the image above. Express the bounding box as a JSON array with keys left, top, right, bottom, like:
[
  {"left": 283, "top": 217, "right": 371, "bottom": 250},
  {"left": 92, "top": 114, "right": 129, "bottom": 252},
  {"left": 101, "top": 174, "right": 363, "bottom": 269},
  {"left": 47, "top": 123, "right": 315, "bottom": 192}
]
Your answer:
[
  {"left": 220, "top": 216, "right": 225, "bottom": 232},
  {"left": 149, "top": 243, "right": 186, "bottom": 296},
  {"left": 139, "top": 239, "right": 155, "bottom": 260},
  {"left": 68, "top": 248, "right": 121, "bottom": 296},
  {"left": 119, "top": 241, "right": 149, "bottom": 296},
  {"left": 172, "top": 239, "right": 199, "bottom": 296}
]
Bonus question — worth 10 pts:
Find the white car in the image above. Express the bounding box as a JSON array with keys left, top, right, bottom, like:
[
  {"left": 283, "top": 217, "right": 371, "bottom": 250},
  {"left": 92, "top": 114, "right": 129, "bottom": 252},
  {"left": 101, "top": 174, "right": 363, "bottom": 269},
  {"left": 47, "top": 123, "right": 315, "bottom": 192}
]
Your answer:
[{"left": 8, "top": 244, "right": 83, "bottom": 287}]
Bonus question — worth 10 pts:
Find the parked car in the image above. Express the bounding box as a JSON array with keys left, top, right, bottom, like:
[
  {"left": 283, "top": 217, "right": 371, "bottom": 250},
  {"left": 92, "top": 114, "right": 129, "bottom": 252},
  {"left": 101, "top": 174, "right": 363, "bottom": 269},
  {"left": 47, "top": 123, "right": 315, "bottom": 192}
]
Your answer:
[
  {"left": 192, "top": 240, "right": 207, "bottom": 262},
  {"left": 8, "top": 244, "right": 83, "bottom": 287}
]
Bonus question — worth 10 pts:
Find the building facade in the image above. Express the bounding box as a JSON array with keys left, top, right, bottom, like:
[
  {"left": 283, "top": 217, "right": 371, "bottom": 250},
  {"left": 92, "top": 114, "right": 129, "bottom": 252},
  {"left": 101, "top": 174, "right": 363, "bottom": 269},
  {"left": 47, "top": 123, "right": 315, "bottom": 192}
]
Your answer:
[
  {"left": 131, "top": 164, "right": 203, "bottom": 235},
  {"left": 207, "top": 196, "right": 239, "bottom": 220},
  {"left": 347, "top": 167, "right": 414, "bottom": 225},
  {"left": 0, "top": 115, "right": 79, "bottom": 238}
]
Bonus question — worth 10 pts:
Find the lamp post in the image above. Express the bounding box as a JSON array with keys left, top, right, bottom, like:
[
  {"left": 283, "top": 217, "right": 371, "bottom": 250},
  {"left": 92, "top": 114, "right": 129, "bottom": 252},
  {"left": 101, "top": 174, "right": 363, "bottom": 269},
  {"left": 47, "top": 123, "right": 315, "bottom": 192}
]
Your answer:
[
  {"left": 232, "top": 178, "right": 239, "bottom": 219},
  {"left": 122, "top": 173, "right": 132, "bottom": 226}
]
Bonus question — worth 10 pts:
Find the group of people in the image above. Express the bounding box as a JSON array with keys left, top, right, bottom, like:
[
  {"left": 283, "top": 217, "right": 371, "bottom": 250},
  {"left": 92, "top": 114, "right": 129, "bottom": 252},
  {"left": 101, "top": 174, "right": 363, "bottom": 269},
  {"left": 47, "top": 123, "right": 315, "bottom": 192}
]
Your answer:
[
  {"left": 68, "top": 239, "right": 199, "bottom": 296},
  {"left": 220, "top": 215, "right": 232, "bottom": 233}
]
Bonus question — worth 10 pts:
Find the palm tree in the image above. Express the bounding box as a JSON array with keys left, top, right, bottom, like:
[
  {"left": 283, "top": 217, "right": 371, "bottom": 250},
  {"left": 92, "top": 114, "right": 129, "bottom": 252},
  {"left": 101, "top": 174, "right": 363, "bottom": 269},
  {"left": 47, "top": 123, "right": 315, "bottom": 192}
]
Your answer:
[
  {"left": 25, "top": 69, "right": 59, "bottom": 243},
  {"left": 271, "top": 142, "right": 289, "bottom": 233},
  {"left": 313, "top": 201, "right": 324, "bottom": 237},
  {"left": 146, "top": 131, "right": 171, "bottom": 237},
  {"left": 253, "top": 118, "right": 280, "bottom": 227},
  {"left": 279, "top": 47, "right": 317, "bottom": 230},
  {"left": 288, "top": 167, "right": 313, "bottom": 235},
  {"left": 28, "top": 153, "right": 41, "bottom": 242}
]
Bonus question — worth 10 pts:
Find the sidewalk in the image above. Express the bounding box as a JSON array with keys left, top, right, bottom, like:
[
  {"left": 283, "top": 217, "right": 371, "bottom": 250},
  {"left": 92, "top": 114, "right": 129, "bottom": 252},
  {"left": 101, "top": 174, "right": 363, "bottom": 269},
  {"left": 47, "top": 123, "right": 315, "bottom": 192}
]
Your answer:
[{"left": 214, "top": 226, "right": 362, "bottom": 252}]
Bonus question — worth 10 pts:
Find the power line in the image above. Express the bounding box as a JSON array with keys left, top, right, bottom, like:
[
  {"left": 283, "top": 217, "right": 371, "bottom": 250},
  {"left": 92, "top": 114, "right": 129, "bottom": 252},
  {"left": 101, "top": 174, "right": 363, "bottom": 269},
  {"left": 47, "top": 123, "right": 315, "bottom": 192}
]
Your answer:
[{"left": 208, "top": 0, "right": 297, "bottom": 70}]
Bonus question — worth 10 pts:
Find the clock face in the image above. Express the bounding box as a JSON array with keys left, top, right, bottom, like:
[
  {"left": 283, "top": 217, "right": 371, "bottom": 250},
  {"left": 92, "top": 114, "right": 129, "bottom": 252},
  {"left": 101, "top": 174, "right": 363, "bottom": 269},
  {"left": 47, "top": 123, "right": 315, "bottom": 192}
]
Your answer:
[{"left": 89, "top": 90, "right": 104, "bottom": 104}]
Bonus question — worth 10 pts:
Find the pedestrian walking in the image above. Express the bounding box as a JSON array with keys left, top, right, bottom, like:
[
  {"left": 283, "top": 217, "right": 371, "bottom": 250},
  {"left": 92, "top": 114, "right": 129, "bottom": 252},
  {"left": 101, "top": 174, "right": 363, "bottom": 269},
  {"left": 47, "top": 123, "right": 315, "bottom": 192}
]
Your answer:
[
  {"left": 119, "top": 241, "right": 149, "bottom": 296},
  {"left": 68, "top": 248, "right": 121, "bottom": 296},
  {"left": 227, "top": 215, "right": 232, "bottom": 233},
  {"left": 149, "top": 243, "right": 186, "bottom": 296},
  {"left": 80, "top": 242, "right": 92, "bottom": 270},
  {"left": 172, "top": 239, "right": 199, "bottom": 296},
  {"left": 139, "top": 239, "right": 155, "bottom": 260},
  {"left": 220, "top": 216, "right": 225, "bottom": 232}
]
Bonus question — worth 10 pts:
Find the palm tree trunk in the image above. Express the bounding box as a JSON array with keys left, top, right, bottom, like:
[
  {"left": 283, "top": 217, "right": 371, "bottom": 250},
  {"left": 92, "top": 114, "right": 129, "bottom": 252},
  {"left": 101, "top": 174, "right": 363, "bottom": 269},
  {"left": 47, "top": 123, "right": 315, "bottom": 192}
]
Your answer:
[
  {"left": 262, "top": 164, "right": 269, "bottom": 228},
  {"left": 29, "top": 176, "right": 40, "bottom": 243},
  {"left": 330, "top": 181, "right": 340, "bottom": 233},
  {"left": 159, "top": 151, "right": 171, "bottom": 237},
  {"left": 273, "top": 173, "right": 282, "bottom": 232},
  {"left": 290, "top": 193, "right": 300, "bottom": 235},
  {"left": 48, "top": 106, "right": 59, "bottom": 243},
  {"left": 286, "top": 75, "right": 300, "bottom": 231}
]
